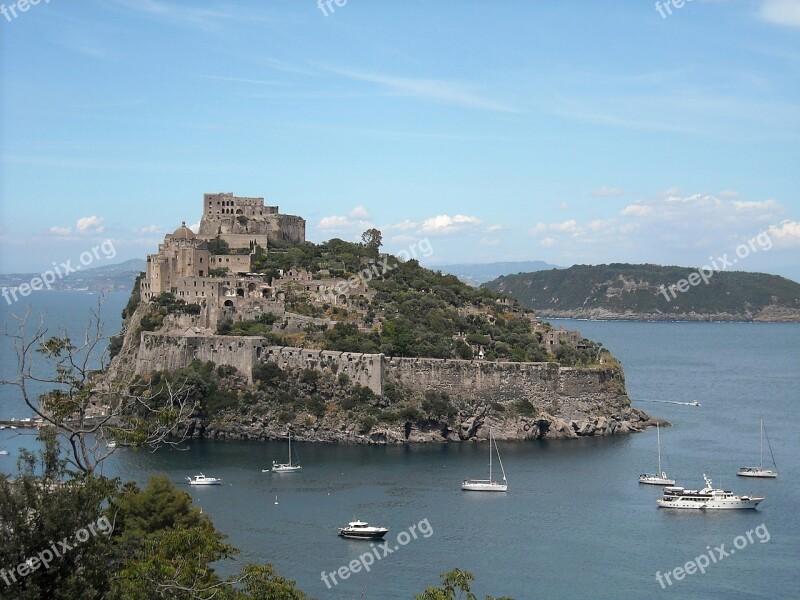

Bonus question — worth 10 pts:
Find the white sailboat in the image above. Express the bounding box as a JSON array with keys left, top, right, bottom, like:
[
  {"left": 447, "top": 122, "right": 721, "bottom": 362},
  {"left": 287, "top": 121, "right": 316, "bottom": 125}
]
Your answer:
[
  {"left": 267, "top": 431, "right": 302, "bottom": 473},
  {"left": 462, "top": 428, "right": 508, "bottom": 492},
  {"left": 639, "top": 423, "right": 675, "bottom": 486},
  {"left": 738, "top": 419, "right": 777, "bottom": 478}
]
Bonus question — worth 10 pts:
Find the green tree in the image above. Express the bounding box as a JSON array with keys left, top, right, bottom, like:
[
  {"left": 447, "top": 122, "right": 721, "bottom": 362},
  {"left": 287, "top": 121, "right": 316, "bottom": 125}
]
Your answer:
[{"left": 361, "top": 228, "right": 383, "bottom": 253}]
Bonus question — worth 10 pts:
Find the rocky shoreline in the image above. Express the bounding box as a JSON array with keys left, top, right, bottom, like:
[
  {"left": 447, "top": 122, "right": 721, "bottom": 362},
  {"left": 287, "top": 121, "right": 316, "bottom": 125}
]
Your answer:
[
  {"left": 535, "top": 306, "right": 800, "bottom": 322},
  {"left": 191, "top": 406, "right": 664, "bottom": 445}
]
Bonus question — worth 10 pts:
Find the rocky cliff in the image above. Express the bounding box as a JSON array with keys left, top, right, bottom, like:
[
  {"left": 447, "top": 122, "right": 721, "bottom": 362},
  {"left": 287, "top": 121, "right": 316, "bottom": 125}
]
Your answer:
[{"left": 108, "top": 305, "right": 660, "bottom": 444}]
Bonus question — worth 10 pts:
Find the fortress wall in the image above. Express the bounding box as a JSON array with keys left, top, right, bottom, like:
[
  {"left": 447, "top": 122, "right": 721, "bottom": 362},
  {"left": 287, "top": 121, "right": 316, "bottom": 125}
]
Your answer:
[
  {"left": 383, "top": 357, "right": 561, "bottom": 404},
  {"left": 133, "top": 337, "right": 626, "bottom": 419},
  {"left": 263, "top": 347, "right": 383, "bottom": 394}
]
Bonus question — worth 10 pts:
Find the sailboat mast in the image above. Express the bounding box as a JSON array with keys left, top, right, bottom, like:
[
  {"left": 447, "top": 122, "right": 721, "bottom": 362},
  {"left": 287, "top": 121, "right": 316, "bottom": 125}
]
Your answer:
[
  {"left": 657, "top": 423, "right": 662, "bottom": 474},
  {"left": 759, "top": 419, "right": 764, "bottom": 469},
  {"left": 488, "top": 428, "right": 493, "bottom": 480},
  {"left": 288, "top": 431, "right": 292, "bottom": 466}
]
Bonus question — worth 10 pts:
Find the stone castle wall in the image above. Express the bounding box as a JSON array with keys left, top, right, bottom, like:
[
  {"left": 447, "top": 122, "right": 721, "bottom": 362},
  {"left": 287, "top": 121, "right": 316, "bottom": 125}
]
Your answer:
[{"left": 133, "top": 335, "right": 628, "bottom": 419}]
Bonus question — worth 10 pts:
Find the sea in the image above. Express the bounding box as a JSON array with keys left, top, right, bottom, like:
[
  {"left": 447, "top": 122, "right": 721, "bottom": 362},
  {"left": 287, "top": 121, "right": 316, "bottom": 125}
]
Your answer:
[{"left": 1, "top": 291, "right": 798, "bottom": 599}]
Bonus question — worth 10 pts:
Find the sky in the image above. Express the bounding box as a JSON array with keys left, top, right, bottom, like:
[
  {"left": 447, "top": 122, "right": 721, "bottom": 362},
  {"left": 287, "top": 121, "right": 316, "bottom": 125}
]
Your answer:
[{"left": 1, "top": 0, "right": 799, "bottom": 280}]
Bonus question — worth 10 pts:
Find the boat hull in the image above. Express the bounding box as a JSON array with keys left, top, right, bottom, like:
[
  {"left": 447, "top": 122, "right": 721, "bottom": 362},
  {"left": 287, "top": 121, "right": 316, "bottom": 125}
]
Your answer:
[
  {"left": 657, "top": 498, "right": 763, "bottom": 509},
  {"left": 461, "top": 481, "right": 508, "bottom": 492},
  {"left": 737, "top": 468, "right": 777, "bottom": 478},
  {"left": 338, "top": 530, "right": 388, "bottom": 540},
  {"left": 639, "top": 476, "right": 675, "bottom": 486},
  {"left": 272, "top": 465, "right": 302, "bottom": 473},
  {"left": 188, "top": 480, "right": 222, "bottom": 486}
]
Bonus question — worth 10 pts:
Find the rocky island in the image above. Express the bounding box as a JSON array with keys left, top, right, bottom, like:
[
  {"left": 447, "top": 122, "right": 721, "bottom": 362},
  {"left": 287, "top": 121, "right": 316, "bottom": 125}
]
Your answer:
[
  {"left": 485, "top": 263, "right": 800, "bottom": 322},
  {"left": 106, "top": 193, "right": 658, "bottom": 444}
]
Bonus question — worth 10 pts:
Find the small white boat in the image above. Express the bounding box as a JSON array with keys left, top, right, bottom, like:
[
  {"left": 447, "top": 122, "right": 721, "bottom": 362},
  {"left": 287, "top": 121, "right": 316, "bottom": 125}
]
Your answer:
[
  {"left": 639, "top": 423, "right": 675, "bottom": 486},
  {"left": 0, "top": 450, "right": 9, "bottom": 456},
  {"left": 462, "top": 427, "right": 508, "bottom": 492},
  {"left": 738, "top": 419, "right": 777, "bottom": 478},
  {"left": 268, "top": 431, "right": 302, "bottom": 473},
  {"left": 688, "top": 401, "right": 701, "bottom": 407},
  {"left": 186, "top": 473, "right": 222, "bottom": 486},
  {"left": 338, "top": 520, "right": 389, "bottom": 540},
  {"left": 107, "top": 441, "right": 117, "bottom": 449},
  {"left": 657, "top": 474, "right": 764, "bottom": 510}
]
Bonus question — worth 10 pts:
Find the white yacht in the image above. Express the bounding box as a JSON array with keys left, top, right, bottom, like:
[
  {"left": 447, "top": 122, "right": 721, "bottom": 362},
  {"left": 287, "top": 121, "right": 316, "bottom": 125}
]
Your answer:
[
  {"left": 738, "top": 419, "right": 777, "bottom": 478},
  {"left": 462, "top": 428, "right": 508, "bottom": 492},
  {"left": 338, "top": 520, "right": 389, "bottom": 540},
  {"left": 267, "top": 431, "right": 302, "bottom": 473},
  {"left": 656, "top": 474, "right": 764, "bottom": 510},
  {"left": 186, "top": 473, "right": 222, "bottom": 486},
  {"left": 639, "top": 423, "right": 675, "bottom": 486}
]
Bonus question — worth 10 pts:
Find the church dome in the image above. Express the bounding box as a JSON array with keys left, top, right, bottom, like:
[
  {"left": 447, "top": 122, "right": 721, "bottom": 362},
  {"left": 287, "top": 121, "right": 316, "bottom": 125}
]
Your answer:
[{"left": 172, "top": 222, "right": 196, "bottom": 240}]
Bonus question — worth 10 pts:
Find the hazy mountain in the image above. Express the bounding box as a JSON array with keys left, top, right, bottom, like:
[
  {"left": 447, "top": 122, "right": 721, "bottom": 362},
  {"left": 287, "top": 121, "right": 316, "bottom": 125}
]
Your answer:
[
  {"left": 0, "top": 259, "right": 146, "bottom": 292},
  {"left": 432, "top": 261, "right": 562, "bottom": 287}
]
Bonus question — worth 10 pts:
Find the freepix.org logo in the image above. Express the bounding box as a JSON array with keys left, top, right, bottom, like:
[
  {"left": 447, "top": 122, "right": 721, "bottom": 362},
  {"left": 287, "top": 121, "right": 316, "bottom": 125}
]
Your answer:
[
  {"left": 1, "top": 0, "right": 51, "bottom": 24},
  {"left": 1, "top": 240, "right": 117, "bottom": 305}
]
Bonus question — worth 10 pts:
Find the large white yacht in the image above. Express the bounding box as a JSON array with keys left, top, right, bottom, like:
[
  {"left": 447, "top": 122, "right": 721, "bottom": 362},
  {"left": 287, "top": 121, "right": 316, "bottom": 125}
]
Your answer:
[{"left": 656, "top": 474, "right": 764, "bottom": 510}]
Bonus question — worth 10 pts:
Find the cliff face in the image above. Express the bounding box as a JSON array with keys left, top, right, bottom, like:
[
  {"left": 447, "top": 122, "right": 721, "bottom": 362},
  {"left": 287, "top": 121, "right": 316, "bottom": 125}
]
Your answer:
[{"left": 113, "top": 319, "right": 659, "bottom": 444}]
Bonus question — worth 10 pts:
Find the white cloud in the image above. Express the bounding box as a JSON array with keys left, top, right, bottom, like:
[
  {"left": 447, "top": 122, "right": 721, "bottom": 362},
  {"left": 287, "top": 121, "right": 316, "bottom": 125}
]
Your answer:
[
  {"left": 767, "top": 220, "right": 800, "bottom": 247},
  {"left": 348, "top": 205, "right": 370, "bottom": 220},
  {"left": 317, "top": 206, "right": 373, "bottom": 233},
  {"left": 188, "top": 222, "right": 200, "bottom": 233},
  {"left": 383, "top": 219, "right": 418, "bottom": 231},
  {"left": 619, "top": 204, "right": 654, "bottom": 217},
  {"left": 76, "top": 216, "right": 105, "bottom": 233},
  {"left": 133, "top": 225, "right": 164, "bottom": 235},
  {"left": 323, "top": 66, "right": 518, "bottom": 113},
  {"left": 421, "top": 214, "right": 481, "bottom": 234},
  {"left": 732, "top": 199, "right": 779, "bottom": 212},
  {"left": 318, "top": 215, "right": 350, "bottom": 229},
  {"left": 479, "top": 237, "right": 500, "bottom": 247},
  {"left": 539, "top": 237, "right": 557, "bottom": 248},
  {"left": 49, "top": 226, "right": 72, "bottom": 236},
  {"left": 591, "top": 186, "right": 623, "bottom": 198},
  {"left": 760, "top": 0, "right": 800, "bottom": 28}
]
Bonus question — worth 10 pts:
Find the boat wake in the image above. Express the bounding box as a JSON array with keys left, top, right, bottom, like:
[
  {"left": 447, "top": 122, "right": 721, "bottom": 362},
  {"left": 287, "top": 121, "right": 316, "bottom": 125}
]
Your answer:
[{"left": 637, "top": 399, "right": 701, "bottom": 407}]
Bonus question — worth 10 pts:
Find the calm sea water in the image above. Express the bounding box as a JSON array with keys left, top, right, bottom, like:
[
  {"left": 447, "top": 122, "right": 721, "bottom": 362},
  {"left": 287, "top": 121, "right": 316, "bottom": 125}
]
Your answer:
[{"left": 1, "top": 293, "right": 799, "bottom": 599}]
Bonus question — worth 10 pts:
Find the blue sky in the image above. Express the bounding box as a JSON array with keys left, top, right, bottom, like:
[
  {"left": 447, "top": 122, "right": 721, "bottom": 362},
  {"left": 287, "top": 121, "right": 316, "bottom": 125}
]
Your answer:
[{"left": 1, "top": 0, "right": 799, "bottom": 279}]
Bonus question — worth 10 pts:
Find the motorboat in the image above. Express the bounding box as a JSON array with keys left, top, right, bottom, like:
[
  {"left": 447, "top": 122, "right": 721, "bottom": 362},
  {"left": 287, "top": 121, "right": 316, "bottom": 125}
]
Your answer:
[
  {"left": 186, "top": 473, "right": 222, "bottom": 486},
  {"left": 338, "top": 520, "right": 388, "bottom": 540}
]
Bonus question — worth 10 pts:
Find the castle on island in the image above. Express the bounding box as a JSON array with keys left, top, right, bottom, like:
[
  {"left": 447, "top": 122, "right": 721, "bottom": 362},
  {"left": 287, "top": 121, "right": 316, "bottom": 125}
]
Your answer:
[{"left": 141, "top": 193, "right": 371, "bottom": 330}]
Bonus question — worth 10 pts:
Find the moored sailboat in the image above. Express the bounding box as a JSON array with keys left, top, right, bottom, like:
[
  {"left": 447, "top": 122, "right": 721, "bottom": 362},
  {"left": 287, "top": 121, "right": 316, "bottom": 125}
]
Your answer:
[
  {"left": 738, "top": 419, "right": 777, "bottom": 478},
  {"left": 267, "top": 431, "right": 302, "bottom": 473},
  {"left": 638, "top": 423, "right": 675, "bottom": 486},
  {"left": 462, "top": 428, "right": 508, "bottom": 492}
]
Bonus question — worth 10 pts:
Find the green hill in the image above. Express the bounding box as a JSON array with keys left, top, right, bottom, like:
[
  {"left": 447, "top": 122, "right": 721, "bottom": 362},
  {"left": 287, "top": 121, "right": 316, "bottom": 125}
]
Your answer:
[{"left": 483, "top": 264, "right": 800, "bottom": 322}]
